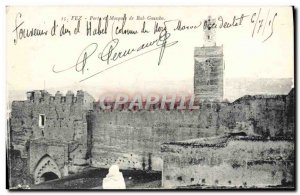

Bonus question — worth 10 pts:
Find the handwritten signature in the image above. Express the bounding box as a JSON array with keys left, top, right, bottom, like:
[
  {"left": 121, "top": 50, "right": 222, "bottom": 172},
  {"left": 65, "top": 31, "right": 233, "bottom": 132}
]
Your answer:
[{"left": 52, "top": 21, "right": 178, "bottom": 82}]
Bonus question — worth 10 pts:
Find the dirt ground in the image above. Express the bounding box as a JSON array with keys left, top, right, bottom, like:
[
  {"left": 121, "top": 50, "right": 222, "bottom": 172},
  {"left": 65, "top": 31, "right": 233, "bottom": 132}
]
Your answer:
[{"left": 30, "top": 167, "right": 162, "bottom": 190}]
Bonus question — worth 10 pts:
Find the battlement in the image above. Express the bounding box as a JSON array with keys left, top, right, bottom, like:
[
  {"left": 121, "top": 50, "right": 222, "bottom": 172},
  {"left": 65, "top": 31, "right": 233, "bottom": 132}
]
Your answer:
[{"left": 25, "top": 90, "right": 93, "bottom": 104}]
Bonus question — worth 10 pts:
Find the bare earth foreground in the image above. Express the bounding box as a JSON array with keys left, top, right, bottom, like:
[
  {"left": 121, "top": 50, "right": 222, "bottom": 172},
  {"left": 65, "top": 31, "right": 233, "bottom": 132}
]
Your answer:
[
  {"left": 30, "top": 167, "right": 162, "bottom": 190},
  {"left": 14, "top": 166, "right": 293, "bottom": 190}
]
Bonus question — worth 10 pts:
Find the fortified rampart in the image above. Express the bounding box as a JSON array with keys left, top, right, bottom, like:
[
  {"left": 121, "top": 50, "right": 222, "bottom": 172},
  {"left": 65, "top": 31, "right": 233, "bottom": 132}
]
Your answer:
[
  {"left": 219, "top": 89, "right": 294, "bottom": 137},
  {"left": 8, "top": 88, "right": 295, "bottom": 186},
  {"left": 89, "top": 89, "right": 294, "bottom": 171},
  {"left": 10, "top": 90, "right": 94, "bottom": 156},
  {"left": 161, "top": 135, "right": 294, "bottom": 188},
  {"left": 89, "top": 109, "right": 222, "bottom": 171},
  {"left": 8, "top": 90, "right": 95, "bottom": 186}
]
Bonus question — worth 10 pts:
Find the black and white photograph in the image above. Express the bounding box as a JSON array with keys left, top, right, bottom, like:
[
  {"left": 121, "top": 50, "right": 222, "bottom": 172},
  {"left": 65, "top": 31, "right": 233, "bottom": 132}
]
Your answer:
[{"left": 5, "top": 5, "right": 295, "bottom": 190}]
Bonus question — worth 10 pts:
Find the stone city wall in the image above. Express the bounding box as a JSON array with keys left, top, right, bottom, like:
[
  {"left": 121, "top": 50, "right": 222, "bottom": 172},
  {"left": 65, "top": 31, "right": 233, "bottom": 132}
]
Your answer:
[
  {"left": 89, "top": 89, "right": 294, "bottom": 171},
  {"left": 8, "top": 89, "right": 294, "bottom": 186},
  {"left": 161, "top": 135, "right": 294, "bottom": 188}
]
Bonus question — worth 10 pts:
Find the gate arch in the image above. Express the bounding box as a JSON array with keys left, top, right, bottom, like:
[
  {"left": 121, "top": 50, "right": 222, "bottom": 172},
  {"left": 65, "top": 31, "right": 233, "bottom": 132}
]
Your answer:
[{"left": 33, "top": 155, "right": 61, "bottom": 184}]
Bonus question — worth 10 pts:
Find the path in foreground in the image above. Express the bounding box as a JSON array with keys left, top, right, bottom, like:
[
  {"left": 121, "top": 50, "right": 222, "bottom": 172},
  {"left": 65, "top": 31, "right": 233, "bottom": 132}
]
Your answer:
[{"left": 31, "top": 167, "right": 162, "bottom": 190}]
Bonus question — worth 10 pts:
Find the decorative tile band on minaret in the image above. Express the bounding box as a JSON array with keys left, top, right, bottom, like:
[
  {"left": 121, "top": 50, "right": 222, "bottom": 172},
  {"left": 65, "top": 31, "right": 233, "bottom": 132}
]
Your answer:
[{"left": 194, "top": 16, "right": 224, "bottom": 102}]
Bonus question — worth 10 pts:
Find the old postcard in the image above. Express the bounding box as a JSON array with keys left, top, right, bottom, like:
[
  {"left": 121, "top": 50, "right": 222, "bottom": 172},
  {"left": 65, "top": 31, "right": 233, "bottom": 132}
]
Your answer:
[{"left": 6, "top": 6, "right": 295, "bottom": 190}]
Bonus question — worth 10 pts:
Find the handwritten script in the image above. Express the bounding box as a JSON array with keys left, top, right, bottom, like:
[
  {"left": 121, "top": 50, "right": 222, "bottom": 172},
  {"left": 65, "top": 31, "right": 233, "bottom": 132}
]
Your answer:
[{"left": 11, "top": 8, "right": 278, "bottom": 82}]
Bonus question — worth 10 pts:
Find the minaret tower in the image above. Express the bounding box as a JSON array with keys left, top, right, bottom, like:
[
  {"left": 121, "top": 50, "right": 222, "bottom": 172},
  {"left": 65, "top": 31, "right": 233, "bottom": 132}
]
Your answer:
[
  {"left": 203, "top": 16, "right": 216, "bottom": 47},
  {"left": 194, "top": 16, "right": 224, "bottom": 102}
]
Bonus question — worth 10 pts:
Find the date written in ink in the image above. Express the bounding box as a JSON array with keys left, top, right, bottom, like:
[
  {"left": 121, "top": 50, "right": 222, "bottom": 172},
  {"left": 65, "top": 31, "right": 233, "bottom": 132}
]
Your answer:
[{"left": 251, "top": 8, "right": 278, "bottom": 42}]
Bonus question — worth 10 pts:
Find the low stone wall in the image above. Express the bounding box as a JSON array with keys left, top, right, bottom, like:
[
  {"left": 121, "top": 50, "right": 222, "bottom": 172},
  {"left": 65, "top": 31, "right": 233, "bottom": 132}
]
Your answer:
[{"left": 161, "top": 135, "right": 294, "bottom": 189}]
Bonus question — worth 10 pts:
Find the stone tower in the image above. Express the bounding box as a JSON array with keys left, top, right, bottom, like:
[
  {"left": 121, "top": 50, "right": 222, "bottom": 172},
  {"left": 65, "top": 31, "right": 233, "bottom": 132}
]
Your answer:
[{"left": 194, "top": 16, "right": 224, "bottom": 101}]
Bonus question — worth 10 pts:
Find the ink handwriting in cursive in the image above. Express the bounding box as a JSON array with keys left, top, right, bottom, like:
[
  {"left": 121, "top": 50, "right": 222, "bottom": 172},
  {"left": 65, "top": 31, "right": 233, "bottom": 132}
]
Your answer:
[
  {"left": 52, "top": 23, "right": 178, "bottom": 82},
  {"left": 12, "top": 12, "right": 49, "bottom": 45}
]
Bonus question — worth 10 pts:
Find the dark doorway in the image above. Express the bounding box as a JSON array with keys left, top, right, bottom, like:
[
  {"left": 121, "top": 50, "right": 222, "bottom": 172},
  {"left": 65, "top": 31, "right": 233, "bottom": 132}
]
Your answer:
[{"left": 40, "top": 172, "right": 59, "bottom": 182}]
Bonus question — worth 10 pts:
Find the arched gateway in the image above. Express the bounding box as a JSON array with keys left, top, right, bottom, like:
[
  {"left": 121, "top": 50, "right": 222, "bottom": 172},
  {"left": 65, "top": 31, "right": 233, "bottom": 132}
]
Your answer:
[{"left": 33, "top": 155, "right": 62, "bottom": 184}]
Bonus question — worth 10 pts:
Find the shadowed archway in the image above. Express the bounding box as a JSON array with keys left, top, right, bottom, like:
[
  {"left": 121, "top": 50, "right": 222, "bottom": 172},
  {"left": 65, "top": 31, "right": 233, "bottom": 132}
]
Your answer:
[
  {"left": 33, "top": 155, "right": 62, "bottom": 184},
  {"left": 40, "top": 172, "right": 59, "bottom": 182}
]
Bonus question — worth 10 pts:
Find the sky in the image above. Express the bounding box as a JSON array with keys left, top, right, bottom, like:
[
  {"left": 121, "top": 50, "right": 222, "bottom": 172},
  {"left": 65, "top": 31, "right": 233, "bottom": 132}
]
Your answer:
[{"left": 6, "top": 6, "right": 294, "bottom": 99}]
